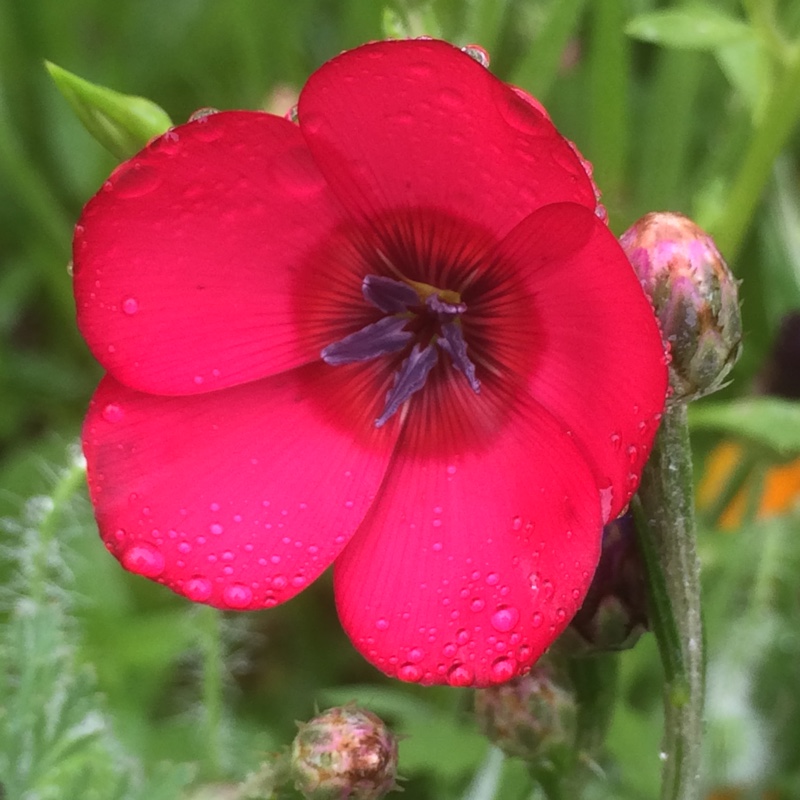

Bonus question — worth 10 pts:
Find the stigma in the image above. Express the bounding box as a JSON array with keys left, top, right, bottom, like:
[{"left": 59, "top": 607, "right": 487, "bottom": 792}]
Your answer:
[{"left": 321, "top": 274, "right": 480, "bottom": 427}]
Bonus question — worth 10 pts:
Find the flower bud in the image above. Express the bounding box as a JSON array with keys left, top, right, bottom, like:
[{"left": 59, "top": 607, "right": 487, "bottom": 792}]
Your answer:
[
  {"left": 291, "top": 706, "right": 399, "bottom": 800},
  {"left": 620, "top": 212, "right": 742, "bottom": 402},
  {"left": 474, "top": 659, "right": 577, "bottom": 766},
  {"left": 566, "top": 513, "right": 648, "bottom": 652}
]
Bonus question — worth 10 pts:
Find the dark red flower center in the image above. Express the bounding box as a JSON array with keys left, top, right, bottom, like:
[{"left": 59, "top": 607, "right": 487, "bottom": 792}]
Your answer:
[{"left": 321, "top": 274, "right": 481, "bottom": 427}]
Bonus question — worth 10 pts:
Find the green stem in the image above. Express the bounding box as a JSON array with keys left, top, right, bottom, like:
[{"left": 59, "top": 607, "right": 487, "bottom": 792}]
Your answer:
[
  {"left": 199, "top": 604, "right": 226, "bottom": 778},
  {"left": 633, "top": 403, "right": 704, "bottom": 800},
  {"left": 708, "top": 45, "right": 800, "bottom": 262}
]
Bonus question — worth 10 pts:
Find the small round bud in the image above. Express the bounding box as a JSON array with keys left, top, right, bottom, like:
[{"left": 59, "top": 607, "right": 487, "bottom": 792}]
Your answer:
[
  {"left": 291, "top": 706, "right": 399, "bottom": 800},
  {"left": 474, "top": 660, "right": 577, "bottom": 766},
  {"left": 566, "top": 513, "right": 648, "bottom": 653},
  {"left": 620, "top": 212, "right": 742, "bottom": 402}
]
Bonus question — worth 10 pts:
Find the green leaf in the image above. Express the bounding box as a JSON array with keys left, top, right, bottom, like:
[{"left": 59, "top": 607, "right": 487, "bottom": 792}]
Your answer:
[
  {"left": 689, "top": 397, "right": 800, "bottom": 460},
  {"left": 625, "top": 7, "right": 752, "bottom": 51},
  {"left": 714, "top": 34, "right": 773, "bottom": 120},
  {"left": 45, "top": 60, "right": 172, "bottom": 161}
]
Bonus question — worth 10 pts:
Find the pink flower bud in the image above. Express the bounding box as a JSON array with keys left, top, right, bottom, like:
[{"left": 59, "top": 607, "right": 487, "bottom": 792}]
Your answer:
[
  {"left": 474, "top": 660, "right": 577, "bottom": 765},
  {"left": 621, "top": 212, "right": 742, "bottom": 402},
  {"left": 291, "top": 706, "right": 399, "bottom": 800}
]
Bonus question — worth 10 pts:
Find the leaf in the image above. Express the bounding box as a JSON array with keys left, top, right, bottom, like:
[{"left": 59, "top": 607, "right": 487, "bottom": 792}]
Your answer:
[
  {"left": 625, "top": 8, "right": 752, "bottom": 51},
  {"left": 689, "top": 397, "right": 800, "bottom": 460},
  {"left": 714, "top": 35, "right": 773, "bottom": 120},
  {"left": 45, "top": 61, "right": 172, "bottom": 161}
]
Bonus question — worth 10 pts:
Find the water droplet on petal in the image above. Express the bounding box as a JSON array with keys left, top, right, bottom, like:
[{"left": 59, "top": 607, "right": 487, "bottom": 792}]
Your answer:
[
  {"left": 555, "top": 607, "right": 567, "bottom": 622},
  {"left": 184, "top": 575, "right": 212, "bottom": 601},
  {"left": 627, "top": 444, "right": 639, "bottom": 465},
  {"left": 223, "top": 583, "right": 253, "bottom": 609},
  {"left": 470, "top": 597, "right": 485, "bottom": 612},
  {"left": 456, "top": 628, "right": 470, "bottom": 645},
  {"left": 490, "top": 605, "right": 520, "bottom": 633},
  {"left": 490, "top": 656, "right": 518, "bottom": 682},
  {"left": 610, "top": 432, "right": 622, "bottom": 451},
  {"left": 121, "top": 543, "right": 165, "bottom": 578},
  {"left": 121, "top": 297, "right": 138, "bottom": 315},
  {"left": 209, "top": 523, "right": 224, "bottom": 535},
  {"left": 407, "top": 647, "right": 424, "bottom": 664},
  {"left": 532, "top": 612, "right": 543, "bottom": 628},
  {"left": 485, "top": 572, "right": 499, "bottom": 586},
  {"left": 375, "top": 618, "right": 389, "bottom": 631},
  {"left": 113, "top": 163, "right": 160, "bottom": 199},
  {"left": 446, "top": 663, "right": 474, "bottom": 687},
  {"left": 102, "top": 403, "right": 124, "bottom": 423},
  {"left": 442, "top": 642, "right": 458, "bottom": 658},
  {"left": 511, "top": 516, "right": 523, "bottom": 531},
  {"left": 398, "top": 663, "right": 422, "bottom": 682}
]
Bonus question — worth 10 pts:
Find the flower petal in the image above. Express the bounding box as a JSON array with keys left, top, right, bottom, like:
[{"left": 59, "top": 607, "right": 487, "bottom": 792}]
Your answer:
[
  {"left": 297, "top": 39, "right": 596, "bottom": 237},
  {"left": 333, "top": 377, "right": 602, "bottom": 687},
  {"left": 496, "top": 203, "right": 668, "bottom": 520},
  {"left": 74, "top": 111, "right": 352, "bottom": 395},
  {"left": 83, "top": 362, "right": 401, "bottom": 609}
]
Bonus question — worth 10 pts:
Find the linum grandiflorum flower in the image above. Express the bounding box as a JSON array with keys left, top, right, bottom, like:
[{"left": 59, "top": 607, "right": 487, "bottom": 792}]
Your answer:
[{"left": 74, "top": 39, "right": 668, "bottom": 687}]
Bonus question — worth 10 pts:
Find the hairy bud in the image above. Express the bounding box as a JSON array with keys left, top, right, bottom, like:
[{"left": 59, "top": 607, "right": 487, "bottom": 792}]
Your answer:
[
  {"left": 291, "top": 706, "right": 399, "bottom": 800},
  {"left": 621, "top": 212, "right": 742, "bottom": 402},
  {"left": 474, "top": 659, "right": 577, "bottom": 767}
]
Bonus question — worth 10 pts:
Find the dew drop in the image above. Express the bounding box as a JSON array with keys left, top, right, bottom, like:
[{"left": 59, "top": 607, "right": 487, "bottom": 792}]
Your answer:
[
  {"left": 102, "top": 403, "right": 124, "bottom": 423},
  {"left": 446, "top": 663, "right": 474, "bottom": 687},
  {"left": 532, "top": 612, "right": 543, "bottom": 628},
  {"left": 113, "top": 162, "right": 160, "bottom": 199},
  {"left": 184, "top": 575, "right": 212, "bottom": 602},
  {"left": 511, "top": 516, "right": 523, "bottom": 531},
  {"left": 599, "top": 484, "right": 614, "bottom": 522},
  {"left": 490, "top": 605, "right": 520, "bottom": 633},
  {"left": 272, "top": 575, "right": 287, "bottom": 590},
  {"left": 490, "top": 656, "right": 517, "bottom": 682},
  {"left": 627, "top": 444, "right": 639, "bottom": 465},
  {"left": 121, "top": 297, "right": 139, "bottom": 315},
  {"left": 121, "top": 543, "right": 165, "bottom": 578},
  {"left": 610, "top": 432, "right": 622, "bottom": 451},
  {"left": 375, "top": 618, "right": 389, "bottom": 631},
  {"left": 528, "top": 572, "right": 541, "bottom": 598},
  {"left": 469, "top": 597, "right": 485, "bottom": 612},
  {"left": 442, "top": 642, "right": 458, "bottom": 658},
  {"left": 407, "top": 647, "right": 424, "bottom": 664},
  {"left": 177, "top": 542, "right": 192, "bottom": 554},
  {"left": 485, "top": 572, "right": 499, "bottom": 586},
  {"left": 455, "top": 628, "right": 470, "bottom": 646},
  {"left": 398, "top": 663, "right": 422, "bottom": 682},
  {"left": 555, "top": 607, "right": 567, "bottom": 622},
  {"left": 209, "top": 523, "right": 224, "bottom": 535},
  {"left": 446, "top": 464, "right": 457, "bottom": 475},
  {"left": 223, "top": 583, "right": 253, "bottom": 609},
  {"left": 543, "top": 580, "right": 555, "bottom": 601}
]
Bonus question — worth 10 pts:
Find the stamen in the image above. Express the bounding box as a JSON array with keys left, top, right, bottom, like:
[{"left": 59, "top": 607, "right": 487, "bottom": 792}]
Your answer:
[
  {"left": 438, "top": 321, "right": 481, "bottom": 392},
  {"left": 362, "top": 275, "right": 418, "bottom": 313},
  {"left": 426, "top": 293, "right": 467, "bottom": 318},
  {"left": 321, "top": 316, "right": 412, "bottom": 365},
  {"left": 375, "top": 344, "right": 438, "bottom": 428}
]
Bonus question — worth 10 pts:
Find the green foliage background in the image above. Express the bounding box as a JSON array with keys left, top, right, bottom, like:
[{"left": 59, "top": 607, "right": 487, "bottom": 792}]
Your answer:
[{"left": 2, "top": 0, "right": 800, "bottom": 798}]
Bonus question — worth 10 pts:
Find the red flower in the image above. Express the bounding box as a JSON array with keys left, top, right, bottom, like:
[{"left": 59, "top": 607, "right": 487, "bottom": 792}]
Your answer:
[{"left": 74, "top": 40, "right": 667, "bottom": 687}]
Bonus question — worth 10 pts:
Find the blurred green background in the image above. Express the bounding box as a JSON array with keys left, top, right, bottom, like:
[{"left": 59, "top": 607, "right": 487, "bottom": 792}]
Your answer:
[{"left": 2, "top": 1, "right": 800, "bottom": 798}]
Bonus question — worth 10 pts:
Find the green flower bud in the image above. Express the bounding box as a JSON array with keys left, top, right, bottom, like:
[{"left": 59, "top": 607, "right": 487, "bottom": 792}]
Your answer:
[
  {"left": 620, "top": 212, "right": 742, "bottom": 403},
  {"left": 474, "top": 660, "right": 577, "bottom": 768},
  {"left": 566, "top": 513, "right": 648, "bottom": 653},
  {"left": 291, "top": 706, "right": 399, "bottom": 800},
  {"left": 46, "top": 61, "right": 172, "bottom": 160}
]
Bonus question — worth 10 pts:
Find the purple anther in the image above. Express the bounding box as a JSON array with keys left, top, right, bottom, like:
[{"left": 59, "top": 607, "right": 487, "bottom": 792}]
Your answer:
[
  {"left": 362, "top": 275, "right": 419, "bottom": 314},
  {"left": 438, "top": 321, "right": 481, "bottom": 393},
  {"left": 426, "top": 293, "right": 467, "bottom": 318},
  {"left": 321, "top": 316, "right": 413, "bottom": 365},
  {"left": 375, "top": 344, "right": 439, "bottom": 428}
]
